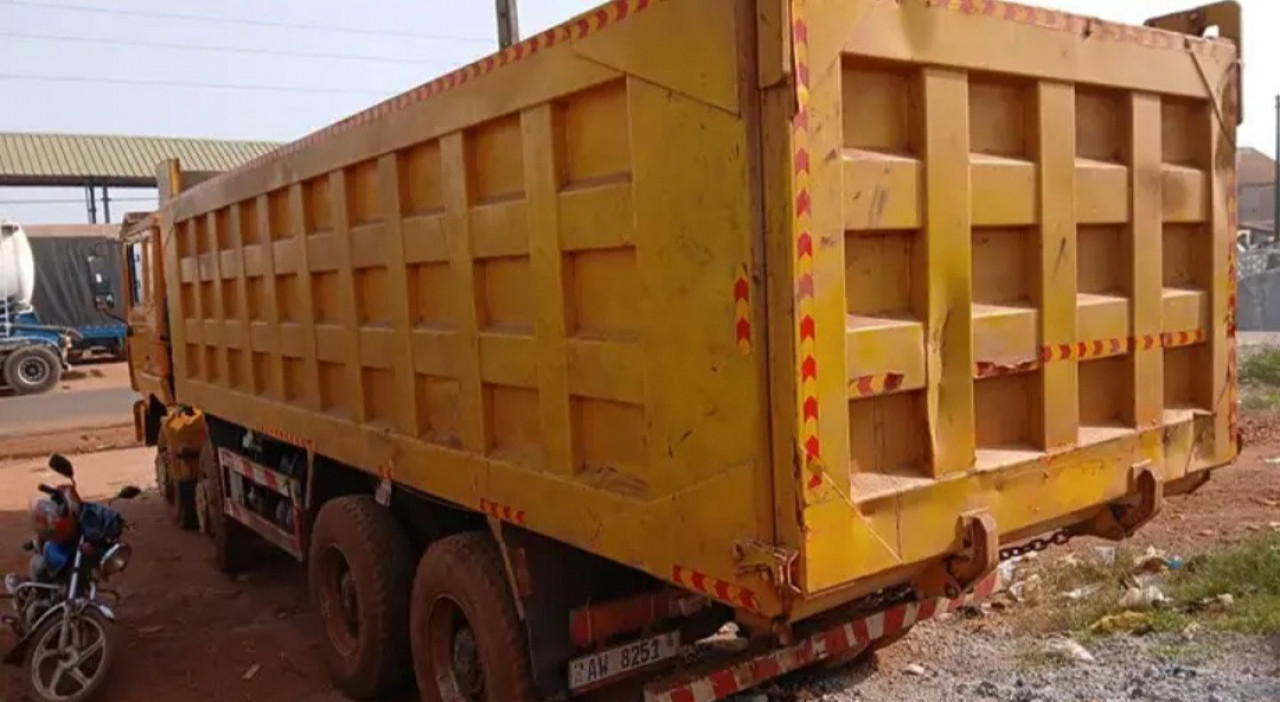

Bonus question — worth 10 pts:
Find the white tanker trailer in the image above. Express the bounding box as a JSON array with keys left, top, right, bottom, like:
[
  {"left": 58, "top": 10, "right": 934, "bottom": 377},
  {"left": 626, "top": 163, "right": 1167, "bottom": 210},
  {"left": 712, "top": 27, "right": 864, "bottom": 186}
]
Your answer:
[{"left": 1, "top": 219, "right": 72, "bottom": 395}]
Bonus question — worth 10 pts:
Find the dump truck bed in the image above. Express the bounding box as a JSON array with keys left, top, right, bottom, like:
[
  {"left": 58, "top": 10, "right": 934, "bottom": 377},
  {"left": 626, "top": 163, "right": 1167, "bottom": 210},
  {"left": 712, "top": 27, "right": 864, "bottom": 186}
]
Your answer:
[{"left": 163, "top": 0, "right": 1239, "bottom": 621}]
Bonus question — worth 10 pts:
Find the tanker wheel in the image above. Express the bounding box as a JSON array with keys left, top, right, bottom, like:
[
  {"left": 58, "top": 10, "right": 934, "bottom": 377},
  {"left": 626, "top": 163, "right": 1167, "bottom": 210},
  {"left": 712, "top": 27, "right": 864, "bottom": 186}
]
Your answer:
[
  {"left": 200, "top": 441, "right": 254, "bottom": 573},
  {"left": 411, "top": 532, "right": 535, "bottom": 702},
  {"left": 309, "top": 496, "right": 414, "bottom": 700},
  {"left": 157, "top": 433, "right": 197, "bottom": 531},
  {"left": 3, "top": 346, "right": 61, "bottom": 395}
]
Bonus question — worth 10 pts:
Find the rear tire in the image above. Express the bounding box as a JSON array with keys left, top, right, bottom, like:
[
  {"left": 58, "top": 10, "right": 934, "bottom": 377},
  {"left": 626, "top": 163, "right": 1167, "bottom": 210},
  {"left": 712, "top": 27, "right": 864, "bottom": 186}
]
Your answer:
[
  {"left": 308, "top": 496, "right": 414, "bottom": 699},
  {"left": 3, "top": 346, "right": 61, "bottom": 395},
  {"left": 200, "top": 441, "right": 254, "bottom": 573},
  {"left": 158, "top": 433, "right": 197, "bottom": 531},
  {"left": 411, "top": 532, "right": 536, "bottom": 702}
]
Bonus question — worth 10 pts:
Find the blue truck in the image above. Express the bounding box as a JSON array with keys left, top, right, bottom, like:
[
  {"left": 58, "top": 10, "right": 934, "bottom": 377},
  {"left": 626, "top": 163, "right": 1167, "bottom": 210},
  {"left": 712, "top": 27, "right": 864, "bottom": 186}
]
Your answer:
[{"left": 1, "top": 219, "right": 118, "bottom": 395}]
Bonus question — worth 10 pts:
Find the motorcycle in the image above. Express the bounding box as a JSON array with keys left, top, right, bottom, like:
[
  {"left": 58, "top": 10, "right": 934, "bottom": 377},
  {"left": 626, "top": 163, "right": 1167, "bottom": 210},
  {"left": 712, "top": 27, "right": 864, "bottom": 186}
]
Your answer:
[{"left": 1, "top": 453, "right": 141, "bottom": 702}]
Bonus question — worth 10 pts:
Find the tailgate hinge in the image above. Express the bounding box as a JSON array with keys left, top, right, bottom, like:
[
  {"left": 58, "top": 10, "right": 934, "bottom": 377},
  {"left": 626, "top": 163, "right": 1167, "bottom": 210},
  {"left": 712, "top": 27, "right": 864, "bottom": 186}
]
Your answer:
[
  {"left": 733, "top": 538, "right": 800, "bottom": 597},
  {"left": 1079, "top": 462, "right": 1165, "bottom": 541},
  {"left": 913, "top": 511, "right": 999, "bottom": 600}
]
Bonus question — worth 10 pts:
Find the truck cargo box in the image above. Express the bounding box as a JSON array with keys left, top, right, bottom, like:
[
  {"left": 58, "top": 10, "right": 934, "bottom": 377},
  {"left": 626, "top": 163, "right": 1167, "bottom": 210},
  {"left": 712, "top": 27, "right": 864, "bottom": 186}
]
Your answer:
[{"left": 161, "top": 0, "right": 1240, "bottom": 620}]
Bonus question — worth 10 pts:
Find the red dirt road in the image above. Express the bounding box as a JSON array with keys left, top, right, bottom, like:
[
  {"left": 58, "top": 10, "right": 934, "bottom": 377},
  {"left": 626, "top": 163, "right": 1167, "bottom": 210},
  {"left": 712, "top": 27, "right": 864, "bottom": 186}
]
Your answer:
[
  {"left": 1, "top": 431, "right": 1278, "bottom": 702},
  {"left": 0, "top": 448, "right": 331, "bottom": 702}
]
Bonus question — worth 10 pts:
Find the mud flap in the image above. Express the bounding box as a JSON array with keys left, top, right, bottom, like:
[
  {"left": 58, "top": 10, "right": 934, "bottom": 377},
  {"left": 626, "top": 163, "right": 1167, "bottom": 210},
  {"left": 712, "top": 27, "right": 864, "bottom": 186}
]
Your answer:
[{"left": 494, "top": 524, "right": 667, "bottom": 698}]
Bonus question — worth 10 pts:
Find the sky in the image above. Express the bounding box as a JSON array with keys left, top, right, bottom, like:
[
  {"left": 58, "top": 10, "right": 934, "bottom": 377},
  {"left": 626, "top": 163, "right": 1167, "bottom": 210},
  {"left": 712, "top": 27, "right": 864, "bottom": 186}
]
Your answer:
[{"left": 0, "top": 0, "right": 1275, "bottom": 224}]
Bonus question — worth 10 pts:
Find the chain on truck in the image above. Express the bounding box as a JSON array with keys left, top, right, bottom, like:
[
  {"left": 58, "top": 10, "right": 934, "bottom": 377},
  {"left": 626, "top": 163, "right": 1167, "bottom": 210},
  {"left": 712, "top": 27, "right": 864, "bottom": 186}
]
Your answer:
[{"left": 108, "top": 1, "right": 1244, "bottom": 700}]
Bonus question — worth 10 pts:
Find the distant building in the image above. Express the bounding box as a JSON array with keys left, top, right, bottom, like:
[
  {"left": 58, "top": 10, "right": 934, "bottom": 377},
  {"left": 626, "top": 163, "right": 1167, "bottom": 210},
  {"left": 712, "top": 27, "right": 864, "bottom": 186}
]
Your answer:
[{"left": 1239, "top": 147, "right": 1276, "bottom": 240}]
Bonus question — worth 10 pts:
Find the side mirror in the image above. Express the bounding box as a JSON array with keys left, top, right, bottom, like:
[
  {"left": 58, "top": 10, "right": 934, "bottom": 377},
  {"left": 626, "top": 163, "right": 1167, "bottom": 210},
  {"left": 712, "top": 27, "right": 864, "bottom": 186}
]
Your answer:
[
  {"left": 86, "top": 255, "right": 115, "bottom": 310},
  {"left": 48, "top": 454, "right": 75, "bottom": 480},
  {"left": 116, "top": 486, "right": 143, "bottom": 500}
]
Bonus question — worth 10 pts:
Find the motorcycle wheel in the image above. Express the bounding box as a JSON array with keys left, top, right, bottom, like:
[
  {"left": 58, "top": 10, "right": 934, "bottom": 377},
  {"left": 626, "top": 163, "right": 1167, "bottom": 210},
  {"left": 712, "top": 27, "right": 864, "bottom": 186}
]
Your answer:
[{"left": 24, "top": 609, "right": 117, "bottom": 702}]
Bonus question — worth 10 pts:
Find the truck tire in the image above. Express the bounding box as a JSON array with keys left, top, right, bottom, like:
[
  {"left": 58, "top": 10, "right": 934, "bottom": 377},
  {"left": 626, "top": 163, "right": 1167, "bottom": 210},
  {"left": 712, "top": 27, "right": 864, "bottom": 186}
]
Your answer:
[
  {"left": 410, "top": 532, "right": 535, "bottom": 702},
  {"left": 157, "top": 433, "right": 198, "bottom": 531},
  {"left": 308, "top": 496, "right": 414, "bottom": 699},
  {"left": 200, "top": 441, "right": 254, "bottom": 573},
  {"left": 3, "top": 346, "right": 61, "bottom": 395}
]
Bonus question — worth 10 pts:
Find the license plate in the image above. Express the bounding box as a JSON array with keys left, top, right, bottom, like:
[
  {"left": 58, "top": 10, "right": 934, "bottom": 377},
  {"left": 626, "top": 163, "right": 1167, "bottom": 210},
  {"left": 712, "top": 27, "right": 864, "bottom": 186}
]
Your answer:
[{"left": 568, "top": 631, "right": 681, "bottom": 691}]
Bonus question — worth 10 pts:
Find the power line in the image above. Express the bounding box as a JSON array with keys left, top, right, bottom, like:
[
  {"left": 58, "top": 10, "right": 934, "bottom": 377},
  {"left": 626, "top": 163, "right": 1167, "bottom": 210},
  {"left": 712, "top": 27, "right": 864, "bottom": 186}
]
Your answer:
[
  {"left": 0, "top": 30, "right": 458, "bottom": 67},
  {"left": 0, "top": 73, "right": 397, "bottom": 96},
  {"left": 0, "top": 0, "right": 493, "bottom": 44},
  {"left": 0, "top": 197, "right": 156, "bottom": 206}
]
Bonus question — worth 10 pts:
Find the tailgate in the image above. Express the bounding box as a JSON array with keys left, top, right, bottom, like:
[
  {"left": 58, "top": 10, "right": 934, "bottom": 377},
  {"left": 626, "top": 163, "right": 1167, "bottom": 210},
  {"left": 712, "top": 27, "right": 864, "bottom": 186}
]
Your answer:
[{"left": 774, "top": 0, "right": 1241, "bottom": 606}]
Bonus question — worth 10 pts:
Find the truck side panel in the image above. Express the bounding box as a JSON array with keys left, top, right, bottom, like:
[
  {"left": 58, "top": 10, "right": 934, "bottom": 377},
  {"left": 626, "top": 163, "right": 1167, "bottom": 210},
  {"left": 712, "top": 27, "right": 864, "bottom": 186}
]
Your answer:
[{"left": 164, "top": 0, "right": 783, "bottom": 615}]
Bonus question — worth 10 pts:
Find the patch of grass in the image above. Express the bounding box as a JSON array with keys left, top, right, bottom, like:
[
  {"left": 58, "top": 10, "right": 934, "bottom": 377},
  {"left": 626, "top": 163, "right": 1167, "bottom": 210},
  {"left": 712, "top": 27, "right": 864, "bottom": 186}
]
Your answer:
[
  {"left": 1015, "top": 546, "right": 1136, "bottom": 634},
  {"left": 1240, "top": 388, "right": 1280, "bottom": 411},
  {"left": 1013, "top": 535, "right": 1280, "bottom": 638},
  {"left": 1167, "top": 536, "right": 1280, "bottom": 634},
  {"left": 1240, "top": 347, "right": 1280, "bottom": 387}
]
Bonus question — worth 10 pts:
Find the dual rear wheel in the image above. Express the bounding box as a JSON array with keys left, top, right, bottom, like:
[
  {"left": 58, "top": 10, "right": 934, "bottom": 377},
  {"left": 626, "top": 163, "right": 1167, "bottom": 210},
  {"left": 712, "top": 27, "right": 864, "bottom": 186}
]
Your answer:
[{"left": 306, "top": 498, "right": 534, "bottom": 701}]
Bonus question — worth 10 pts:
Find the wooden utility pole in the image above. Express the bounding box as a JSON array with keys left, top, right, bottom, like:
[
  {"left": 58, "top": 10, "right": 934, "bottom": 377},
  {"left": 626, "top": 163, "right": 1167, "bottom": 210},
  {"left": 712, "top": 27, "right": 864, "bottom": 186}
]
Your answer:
[{"left": 496, "top": 0, "right": 520, "bottom": 48}]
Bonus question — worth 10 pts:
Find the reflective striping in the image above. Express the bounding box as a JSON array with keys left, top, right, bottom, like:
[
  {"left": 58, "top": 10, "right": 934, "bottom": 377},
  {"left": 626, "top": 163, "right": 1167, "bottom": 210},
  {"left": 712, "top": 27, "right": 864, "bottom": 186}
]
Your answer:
[
  {"left": 849, "top": 373, "right": 905, "bottom": 398},
  {"left": 671, "top": 566, "right": 761, "bottom": 614},
  {"left": 791, "top": 0, "right": 822, "bottom": 492},
  {"left": 734, "top": 266, "right": 751, "bottom": 355},
  {"left": 932, "top": 0, "right": 1227, "bottom": 57},
  {"left": 976, "top": 331, "right": 1210, "bottom": 377},
  {"left": 217, "top": 447, "right": 297, "bottom": 498},
  {"left": 646, "top": 572, "right": 999, "bottom": 702},
  {"left": 1161, "top": 330, "right": 1208, "bottom": 349},
  {"left": 224, "top": 499, "right": 303, "bottom": 559},
  {"left": 479, "top": 498, "right": 527, "bottom": 526},
  {"left": 254, "top": 425, "right": 312, "bottom": 451}
]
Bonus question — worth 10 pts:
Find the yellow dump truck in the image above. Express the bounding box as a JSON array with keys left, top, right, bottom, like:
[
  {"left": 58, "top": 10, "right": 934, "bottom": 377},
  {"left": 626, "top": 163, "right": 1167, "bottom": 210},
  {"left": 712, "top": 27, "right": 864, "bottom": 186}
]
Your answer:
[{"left": 116, "top": 0, "right": 1243, "bottom": 699}]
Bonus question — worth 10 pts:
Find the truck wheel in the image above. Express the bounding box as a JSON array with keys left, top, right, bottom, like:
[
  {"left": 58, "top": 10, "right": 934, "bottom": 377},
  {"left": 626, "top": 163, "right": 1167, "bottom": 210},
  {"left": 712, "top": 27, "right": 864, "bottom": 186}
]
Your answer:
[
  {"left": 200, "top": 441, "right": 254, "bottom": 573},
  {"left": 410, "top": 532, "right": 535, "bottom": 702},
  {"left": 157, "top": 433, "right": 197, "bottom": 531},
  {"left": 156, "top": 433, "right": 174, "bottom": 506},
  {"left": 3, "top": 346, "right": 61, "bottom": 395},
  {"left": 308, "top": 496, "right": 413, "bottom": 699}
]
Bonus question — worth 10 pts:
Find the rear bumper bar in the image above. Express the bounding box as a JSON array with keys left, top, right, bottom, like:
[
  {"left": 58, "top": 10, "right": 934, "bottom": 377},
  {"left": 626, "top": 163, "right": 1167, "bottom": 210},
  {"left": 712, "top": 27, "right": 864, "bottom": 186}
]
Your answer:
[{"left": 644, "top": 571, "right": 1000, "bottom": 702}]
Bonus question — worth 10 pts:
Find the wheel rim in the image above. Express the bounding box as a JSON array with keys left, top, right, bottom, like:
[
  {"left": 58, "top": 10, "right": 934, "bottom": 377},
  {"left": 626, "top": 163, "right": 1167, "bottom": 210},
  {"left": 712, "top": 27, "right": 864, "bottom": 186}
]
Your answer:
[
  {"left": 317, "top": 546, "right": 360, "bottom": 657},
  {"left": 427, "top": 596, "right": 484, "bottom": 700},
  {"left": 29, "top": 615, "right": 108, "bottom": 701},
  {"left": 18, "top": 357, "right": 50, "bottom": 386}
]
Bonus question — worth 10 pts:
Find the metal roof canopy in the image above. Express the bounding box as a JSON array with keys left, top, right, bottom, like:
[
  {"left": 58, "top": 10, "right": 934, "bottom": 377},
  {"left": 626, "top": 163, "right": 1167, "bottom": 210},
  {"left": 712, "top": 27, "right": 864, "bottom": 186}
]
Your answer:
[{"left": 0, "top": 132, "right": 280, "bottom": 188}]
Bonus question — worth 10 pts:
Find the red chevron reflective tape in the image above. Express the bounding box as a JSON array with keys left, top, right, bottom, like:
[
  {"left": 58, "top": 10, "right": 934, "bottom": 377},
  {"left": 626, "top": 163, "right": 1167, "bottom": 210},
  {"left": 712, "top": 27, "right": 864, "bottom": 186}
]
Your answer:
[
  {"left": 850, "top": 373, "right": 906, "bottom": 398},
  {"left": 479, "top": 498, "right": 527, "bottom": 526},
  {"left": 646, "top": 571, "right": 999, "bottom": 702},
  {"left": 671, "top": 566, "right": 762, "bottom": 614},
  {"left": 734, "top": 267, "right": 751, "bottom": 354},
  {"left": 792, "top": 0, "right": 820, "bottom": 493}
]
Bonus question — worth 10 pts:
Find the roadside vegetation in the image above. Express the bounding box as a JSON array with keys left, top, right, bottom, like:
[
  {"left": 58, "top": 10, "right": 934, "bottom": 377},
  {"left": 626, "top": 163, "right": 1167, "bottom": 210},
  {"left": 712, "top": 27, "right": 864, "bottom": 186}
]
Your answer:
[
  {"left": 1012, "top": 534, "right": 1280, "bottom": 640},
  {"left": 1240, "top": 346, "right": 1280, "bottom": 410}
]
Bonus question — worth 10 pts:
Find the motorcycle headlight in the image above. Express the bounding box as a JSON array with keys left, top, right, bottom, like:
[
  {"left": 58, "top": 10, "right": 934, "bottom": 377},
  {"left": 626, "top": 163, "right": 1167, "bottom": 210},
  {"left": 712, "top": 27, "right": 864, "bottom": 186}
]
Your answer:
[{"left": 100, "top": 543, "right": 132, "bottom": 577}]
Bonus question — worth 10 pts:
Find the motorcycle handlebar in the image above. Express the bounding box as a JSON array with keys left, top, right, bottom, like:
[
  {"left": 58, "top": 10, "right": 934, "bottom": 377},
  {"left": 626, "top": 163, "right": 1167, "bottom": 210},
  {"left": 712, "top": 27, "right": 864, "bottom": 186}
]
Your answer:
[{"left": 37, "top": 484, "right": 64, "bottom": 504}]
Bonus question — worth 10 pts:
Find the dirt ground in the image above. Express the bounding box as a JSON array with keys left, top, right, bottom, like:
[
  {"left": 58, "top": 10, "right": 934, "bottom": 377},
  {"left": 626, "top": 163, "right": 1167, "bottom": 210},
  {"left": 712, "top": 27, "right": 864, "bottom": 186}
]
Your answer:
[
  {"left": 0, "top": 420, "right": 1277, "bottom": 701},
  {"left": 53, "top": 362, "right": 131, "bottom": 395},
  {"left": 0, "top": 448, "right": 331, "bottom": 702},
  {"left": 0, "top": 360, "right": 130, "bottom": 401}
]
